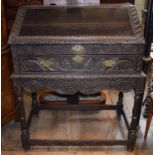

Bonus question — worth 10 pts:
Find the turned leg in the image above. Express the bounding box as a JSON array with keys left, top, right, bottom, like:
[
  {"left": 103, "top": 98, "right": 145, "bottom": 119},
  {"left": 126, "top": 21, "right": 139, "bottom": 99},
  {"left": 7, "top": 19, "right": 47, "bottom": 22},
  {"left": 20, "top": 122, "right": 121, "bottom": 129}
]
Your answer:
[
  {"left": 17, "top": 88, "right": 30, "bottom": 150},
  {"left": 15, "top": 103, "right": 21, "bottom": 122},
  {"left": 31, "top": 92, "right": 39, "bottom": 118},
  {"left": 127, "top": 92, "right": 143, "bottom": 151},
  {"left": 116, "top": 92, "right": 124, "bottom": 119}
]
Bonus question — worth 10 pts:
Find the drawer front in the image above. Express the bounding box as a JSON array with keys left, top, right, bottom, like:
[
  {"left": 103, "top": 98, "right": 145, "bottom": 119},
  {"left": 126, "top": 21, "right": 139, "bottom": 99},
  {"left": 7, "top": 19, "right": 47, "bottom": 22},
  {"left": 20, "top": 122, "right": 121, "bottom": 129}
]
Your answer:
[
  {"left": 12, "top": 44, "right": 144, "bottom": 55},
  {"left": 17, "top": 55, "right": 141, "bottom": 73},
  {"left": 11, "top": 44, "right": 143, "bottom": 74}
]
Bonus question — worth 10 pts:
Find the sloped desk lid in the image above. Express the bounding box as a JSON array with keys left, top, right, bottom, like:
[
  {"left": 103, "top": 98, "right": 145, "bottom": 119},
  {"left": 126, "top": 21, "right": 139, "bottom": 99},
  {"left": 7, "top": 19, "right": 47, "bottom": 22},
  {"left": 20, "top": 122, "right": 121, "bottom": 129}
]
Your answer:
[{"left": 8, "top": 4, "right": 144, "bottom": 44}]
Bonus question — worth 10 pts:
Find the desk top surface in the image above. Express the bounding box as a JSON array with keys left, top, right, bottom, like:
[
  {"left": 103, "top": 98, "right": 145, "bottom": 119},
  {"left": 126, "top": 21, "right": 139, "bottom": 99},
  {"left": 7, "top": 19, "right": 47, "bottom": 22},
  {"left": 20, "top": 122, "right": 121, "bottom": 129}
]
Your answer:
[{"left": 9, "top": 4, "right": 144, "bottom": 44}]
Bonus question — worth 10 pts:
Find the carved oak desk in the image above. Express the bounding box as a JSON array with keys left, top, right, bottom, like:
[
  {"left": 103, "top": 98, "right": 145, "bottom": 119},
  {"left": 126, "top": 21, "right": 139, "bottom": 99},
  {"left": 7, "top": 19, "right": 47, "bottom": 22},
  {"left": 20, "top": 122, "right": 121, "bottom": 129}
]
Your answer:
[{"left": 8, "top": 4, "right": 146, "bottom": 151}]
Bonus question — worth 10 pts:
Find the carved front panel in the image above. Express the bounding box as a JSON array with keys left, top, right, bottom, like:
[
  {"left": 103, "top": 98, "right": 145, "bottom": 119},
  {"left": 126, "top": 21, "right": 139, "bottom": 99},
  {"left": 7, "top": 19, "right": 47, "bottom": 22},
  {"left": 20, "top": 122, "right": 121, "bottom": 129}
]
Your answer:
[
  {"left": 11, "top": 44, "right": 143, "bottom": 74},
  {"left": 12, "top": 73, "right": 146, "bottom": 94},
  {"left": 18, "top": 55, "right": 139, "bottom": 73}
]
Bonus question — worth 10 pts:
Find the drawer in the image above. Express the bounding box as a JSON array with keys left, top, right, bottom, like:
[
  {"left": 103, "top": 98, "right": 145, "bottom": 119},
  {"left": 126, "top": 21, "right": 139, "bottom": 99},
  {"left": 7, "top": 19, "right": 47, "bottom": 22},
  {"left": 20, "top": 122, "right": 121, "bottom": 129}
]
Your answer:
[
  {"left": 16, "top": 54, "right": 141, "bottom": 73},
  {"left": 12, "top": 44, "right": 144, "bottom": 55},
  {"left": 11, "top": 44, "right": 143, "bottom": 74}
]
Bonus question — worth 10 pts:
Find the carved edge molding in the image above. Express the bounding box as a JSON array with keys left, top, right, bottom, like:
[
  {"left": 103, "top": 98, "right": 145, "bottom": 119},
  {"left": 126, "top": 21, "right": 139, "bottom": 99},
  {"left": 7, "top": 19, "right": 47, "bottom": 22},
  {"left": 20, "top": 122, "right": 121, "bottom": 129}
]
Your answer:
[
  {"left": 8, "top": 8, "right": 26, "bottom": 44},
  {"left": 12, "top": 74, "right": 146, "bottom": 95},
  {"left": 8, "top": 5, "right": 145, "bottom": 44}
]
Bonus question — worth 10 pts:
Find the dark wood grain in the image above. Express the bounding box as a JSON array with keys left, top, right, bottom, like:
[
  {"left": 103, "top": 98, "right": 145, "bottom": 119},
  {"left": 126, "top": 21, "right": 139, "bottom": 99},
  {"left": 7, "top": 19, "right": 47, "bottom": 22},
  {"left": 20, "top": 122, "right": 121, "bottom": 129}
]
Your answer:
[
  {"left": 4, "top": 0, "right": 43, "bottom": 32},
  {"left": 5, "top": 0, "right": 135, "bottom": 33},
  {"left": 1, "top": 0, "right": 17, "bottom": 125},
  {"left": 9, "top": 4, "right": 145, "bottom": 151}
]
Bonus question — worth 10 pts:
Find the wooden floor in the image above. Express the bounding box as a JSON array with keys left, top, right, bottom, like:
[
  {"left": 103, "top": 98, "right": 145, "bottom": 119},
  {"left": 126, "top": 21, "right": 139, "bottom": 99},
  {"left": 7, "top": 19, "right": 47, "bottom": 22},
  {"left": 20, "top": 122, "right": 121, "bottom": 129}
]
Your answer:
[{"left": 2, "top": 90, "right": 153, "bottom": 155}]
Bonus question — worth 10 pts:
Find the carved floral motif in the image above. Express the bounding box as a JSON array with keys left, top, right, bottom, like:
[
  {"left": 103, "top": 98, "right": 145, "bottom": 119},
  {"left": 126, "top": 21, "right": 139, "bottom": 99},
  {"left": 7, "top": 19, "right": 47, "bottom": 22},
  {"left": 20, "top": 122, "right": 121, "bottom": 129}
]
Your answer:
[{"left": 21, "top": 56, "right": 135, "bottom": 72}]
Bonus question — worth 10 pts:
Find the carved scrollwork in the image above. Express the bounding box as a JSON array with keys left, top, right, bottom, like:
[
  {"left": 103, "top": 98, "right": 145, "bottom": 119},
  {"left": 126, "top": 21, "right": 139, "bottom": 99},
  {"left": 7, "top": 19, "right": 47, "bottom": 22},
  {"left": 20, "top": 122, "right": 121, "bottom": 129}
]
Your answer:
[
  {"left": 22, "top": 59, "right": 46, "bottom": 71},
  {"left": 113, "top": 59, "right": 134, "bottom": 70},
  {"left": 22, "top": 58, "right": 63, "bottom": 72},
  {"left": 23, "top": 80, "right": 43, "bottom": 92},
  {"left": 20, "top": 56, "right": 135, "bottom": 72},
  {"left": 12, "top": 74, "right": 146, "bottom": 94}
]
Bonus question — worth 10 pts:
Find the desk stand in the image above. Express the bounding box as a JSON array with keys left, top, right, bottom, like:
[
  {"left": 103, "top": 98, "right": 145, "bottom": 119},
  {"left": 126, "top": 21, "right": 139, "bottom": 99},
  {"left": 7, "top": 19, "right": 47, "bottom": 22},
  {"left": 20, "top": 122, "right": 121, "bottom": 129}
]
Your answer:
[
  {"left": 16, "top": 90, "right": 143, "bottom": 151},
  {"left": 12, "top": 73, "right": 145, "bottom": 151}
]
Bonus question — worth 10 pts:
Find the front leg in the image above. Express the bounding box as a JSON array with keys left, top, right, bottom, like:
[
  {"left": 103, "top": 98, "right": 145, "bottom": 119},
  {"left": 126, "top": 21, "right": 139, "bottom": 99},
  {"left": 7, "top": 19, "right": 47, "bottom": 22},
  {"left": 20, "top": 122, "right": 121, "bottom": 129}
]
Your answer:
[
  {"left": 116, "top": 92, "right": 124, "bottom": 119},
  {"left": 31, "top": 92, "right": 39, "bottom": 118},
  {"left": 127, "top": 92, "right": 143, "bottom": 151},
  {"left": 16, "top": 88, "right": 30, "bottom": 150}
]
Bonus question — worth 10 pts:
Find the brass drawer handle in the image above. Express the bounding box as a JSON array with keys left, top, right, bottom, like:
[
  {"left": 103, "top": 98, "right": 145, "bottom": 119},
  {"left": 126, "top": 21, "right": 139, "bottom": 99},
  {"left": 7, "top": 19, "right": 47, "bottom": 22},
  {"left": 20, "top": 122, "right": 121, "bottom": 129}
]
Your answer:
[
  {"left": 102, "top": 60, "right": 116, "bottom": 67},
  {"left": 72, "top": 55, "right": 84, "bottom": 64}
]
